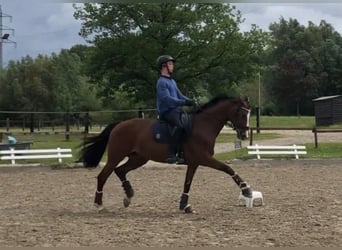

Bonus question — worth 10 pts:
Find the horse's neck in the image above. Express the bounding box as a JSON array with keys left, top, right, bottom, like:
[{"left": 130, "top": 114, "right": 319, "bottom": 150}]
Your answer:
[{"left": 195, "top": 108, "right": 229, "bottom": 136}]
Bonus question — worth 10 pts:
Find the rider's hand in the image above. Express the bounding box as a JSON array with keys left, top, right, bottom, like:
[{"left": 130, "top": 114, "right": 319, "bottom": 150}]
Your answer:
[{"left": 184, "top": 99, "right": 196, "bottom": 107}]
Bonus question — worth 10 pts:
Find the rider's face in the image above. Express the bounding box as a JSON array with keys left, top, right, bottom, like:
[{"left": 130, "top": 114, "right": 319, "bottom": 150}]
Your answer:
[{"left": 166, "top": 61, "right": 174, "bottom": 73}]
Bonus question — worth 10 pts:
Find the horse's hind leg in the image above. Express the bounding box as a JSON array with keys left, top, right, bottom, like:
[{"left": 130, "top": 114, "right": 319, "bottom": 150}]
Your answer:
[
  {"left": 94, "top": 160, "right": 121, "bottom": 208},
  {"left": 94, "top": 148, "right": 130, "bottom": 208},
  {"left": 114, "top": 153, "right": 148, "bottom": 207},
  {"left": 179, "top": 165, "right": 199, "bottom": 213}
]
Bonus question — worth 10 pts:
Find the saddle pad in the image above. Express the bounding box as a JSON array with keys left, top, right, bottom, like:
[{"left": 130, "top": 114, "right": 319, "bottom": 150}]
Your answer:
[
  {"left": 152, "top": 113, "right": 193, "bottom": 144},
  {"left": 152, "top": 121, "right": 173, "bottom": 144}
]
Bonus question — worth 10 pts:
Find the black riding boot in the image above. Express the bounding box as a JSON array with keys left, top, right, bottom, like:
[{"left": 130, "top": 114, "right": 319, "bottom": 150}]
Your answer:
[
  {"left": 166, "top": 144, "right": 185, "bottom": 164},
  {"left": 165, "top": 126, "right": 185, "bottom": 164},
  {"left": 175, "top": 143, "right": 185, "bottom": 164},
  {"left": 166, "top": 142, "right": 178, "bottom": 164}
]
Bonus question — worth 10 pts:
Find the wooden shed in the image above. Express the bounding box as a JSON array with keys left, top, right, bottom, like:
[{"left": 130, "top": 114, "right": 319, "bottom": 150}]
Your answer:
[{"left": 312, "top": 95, "right": 342, "bottom": 126}]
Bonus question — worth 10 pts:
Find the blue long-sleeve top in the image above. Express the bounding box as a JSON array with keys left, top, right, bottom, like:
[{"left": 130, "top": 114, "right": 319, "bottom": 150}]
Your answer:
[{"left": 156, "top": 75, "right": 189, "bottom": 114}]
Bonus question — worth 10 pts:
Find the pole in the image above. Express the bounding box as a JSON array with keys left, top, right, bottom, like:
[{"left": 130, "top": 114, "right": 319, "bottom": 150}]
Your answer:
[
  {"left": 256, "top": 106, "right": 260, "bottom": 134},
  {"left": 0, "top": 37, "right": 2, "bottom": 70},
  {"left": 258, "top": 71, "right": 261, "bottom": 115},
  {"left": 0, "top": 5, "right": 15, "bottom": 69},
  {"left": 0, "top": 5, "right": 3, "bottom": 70},
  {"left": 249, "top": 128, "right": 253, "bottom": 146},
  {"left": 30, "top": 113, "right": 34, "bottom": 133},
  {"left": 65, "top": 111, "right": 70, "bottom": 141},
  {"left": 257, "top": 71, "right": 261, "bottom": 133},
  {"left": 84, "top": 112, "right": 89, "bottom": 134},
  {"left": 313, "top": 127, "right": 318, "bottom": 148}
]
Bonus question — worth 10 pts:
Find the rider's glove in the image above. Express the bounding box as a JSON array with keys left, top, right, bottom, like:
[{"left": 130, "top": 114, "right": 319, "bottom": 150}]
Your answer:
[{"left": 184, "top": 99, "right": 196, "bottom": 106}]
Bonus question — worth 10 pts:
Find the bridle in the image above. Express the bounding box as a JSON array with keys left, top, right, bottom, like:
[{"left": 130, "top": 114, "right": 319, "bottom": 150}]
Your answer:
[{"left": 229, "top": 105, "right": 251, "bottom": 131}]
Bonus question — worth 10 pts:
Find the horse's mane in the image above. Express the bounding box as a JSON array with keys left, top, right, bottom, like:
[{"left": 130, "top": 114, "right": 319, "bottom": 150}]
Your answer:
[{"left": 194, "top": 94, "right": 238, "bottom": 114}]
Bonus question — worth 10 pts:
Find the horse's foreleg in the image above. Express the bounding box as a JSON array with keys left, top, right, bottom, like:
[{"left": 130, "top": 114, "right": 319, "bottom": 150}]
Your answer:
[
  {"left": 180, "top": 165, "right": 199, "bottom": 213},
  {"left": 203, "top": 157, "right": 253, "bottom": 198},
  {"left": 231, "top": 172, "right": 253, "bottom": 198}
]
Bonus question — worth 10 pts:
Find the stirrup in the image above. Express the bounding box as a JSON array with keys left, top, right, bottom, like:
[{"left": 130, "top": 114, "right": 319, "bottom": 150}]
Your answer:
[
  {"left": 176, "top": 157, "right": 185, "bottom": 165},
  {"left": 166, "top": 156, "right": 178, "bottom": 164}
]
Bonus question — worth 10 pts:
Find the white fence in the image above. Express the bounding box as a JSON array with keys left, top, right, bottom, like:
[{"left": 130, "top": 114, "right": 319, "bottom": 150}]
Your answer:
[
  {"left": 247, "top": 144, "right": 307, "bottom": 159},
  {"left": 0, "top": 148, "right": 72, "bottom": 165}
]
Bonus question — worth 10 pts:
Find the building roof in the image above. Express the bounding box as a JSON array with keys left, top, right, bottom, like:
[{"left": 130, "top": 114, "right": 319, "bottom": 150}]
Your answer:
[{"left": 312, "top": 95, "right": 341, "bottom": 102}]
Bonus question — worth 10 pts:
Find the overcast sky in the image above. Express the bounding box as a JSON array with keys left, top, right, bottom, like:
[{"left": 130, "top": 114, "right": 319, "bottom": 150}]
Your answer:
[{"left": 1, "top": 1, "right": 342, "bottom": 68}]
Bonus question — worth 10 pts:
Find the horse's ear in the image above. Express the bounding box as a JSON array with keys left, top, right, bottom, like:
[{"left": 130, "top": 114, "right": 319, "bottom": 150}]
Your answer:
[
  {"left": 242, "top": 96, "right": 249, "bottom": 103},
  {"left": 243, "top": 96, "right": 250, "bottom": 107}
]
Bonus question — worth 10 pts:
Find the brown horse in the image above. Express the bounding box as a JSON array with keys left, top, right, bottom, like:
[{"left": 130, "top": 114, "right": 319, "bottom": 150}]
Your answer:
[{"left": 79, "top": 95, "right": 252, "bottom": 213}]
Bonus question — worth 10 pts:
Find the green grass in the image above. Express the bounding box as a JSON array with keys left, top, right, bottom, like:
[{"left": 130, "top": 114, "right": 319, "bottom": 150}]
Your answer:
[
  {"left": 215, "top": 142, "right": 342, "bottom": 161},
  {"left": 249, "top": 115, "right": 316, "bottom": 128},
  {"left": 13, "top": 133, "right": 82, "bottom": 149},
  {"left": 306, "top": 143, "right": 342, "bottom": 158}
]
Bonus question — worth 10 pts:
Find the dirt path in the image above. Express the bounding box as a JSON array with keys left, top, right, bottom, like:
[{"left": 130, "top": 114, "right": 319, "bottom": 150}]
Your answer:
[
  {"left": 0, "top": 130, "right": 341, "bottom": 247},
  {"left": 0, "top": 158, "right": 341, "bottom": 247}
]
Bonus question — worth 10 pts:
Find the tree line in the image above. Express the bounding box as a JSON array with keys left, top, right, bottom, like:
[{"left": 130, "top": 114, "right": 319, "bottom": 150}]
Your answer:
[{"left": 1, "top": 3, "right": 341, "bottom": 119}]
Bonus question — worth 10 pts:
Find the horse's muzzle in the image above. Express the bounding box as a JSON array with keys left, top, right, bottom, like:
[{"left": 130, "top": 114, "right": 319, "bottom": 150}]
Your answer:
[{"left": 236, "top": 128, "right": 249, "bottom": 140}]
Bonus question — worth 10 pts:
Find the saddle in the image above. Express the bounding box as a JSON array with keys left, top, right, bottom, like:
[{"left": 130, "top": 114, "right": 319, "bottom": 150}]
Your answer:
[{"left": 152, "top": 113, "right": 193, "bottom": 144}]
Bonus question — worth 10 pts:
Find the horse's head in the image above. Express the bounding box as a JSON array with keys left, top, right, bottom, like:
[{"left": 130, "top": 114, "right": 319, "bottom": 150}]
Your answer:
[
  {"left": 229, "top": 97, "right": 251, "bottom": 140},
  {"left": 195, "top": 95, "right": 251, "bottom": 140}
]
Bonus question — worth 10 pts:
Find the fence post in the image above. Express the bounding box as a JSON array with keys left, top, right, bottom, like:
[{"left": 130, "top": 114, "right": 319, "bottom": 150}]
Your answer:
[
  {"left": 6, "top": 117, "right": 10, "bottom": 132},
  {"left": 84, "top": 112, "right": 90, "bottom": 134},
  {"left": 30, "top": 113, "right": 34, "bottom": 133},
  {"left": 256, "top": 107, "right": 260, "bottom": 134},
  {"left": 255, "top": 144, "right": 261, "bottom": 160},
  {"left": 249, "top": 128, "right": 253, "bottom": 146},
  {"left": 10, "top": 147, "right": 15, "bottom": 165},
  {"left": 293, "top": 144, "right": 299, "bottom": 159},
  {"left": 312, "top": 127, "right": 318, "bottom": 148},
  {"left": 138, "top": 107, "right": 144, "bottom": 119},
  {"left": 65, "top": 112, "right": 70, "bottom": 141},
  {"left": 57, "top": 147, "right": 62, "bottom": 163}
]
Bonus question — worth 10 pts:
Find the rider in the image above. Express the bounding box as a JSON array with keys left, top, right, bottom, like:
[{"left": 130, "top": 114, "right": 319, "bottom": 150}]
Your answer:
[{"left": 156, "top": 55, "right": 196, "bottom": 164}]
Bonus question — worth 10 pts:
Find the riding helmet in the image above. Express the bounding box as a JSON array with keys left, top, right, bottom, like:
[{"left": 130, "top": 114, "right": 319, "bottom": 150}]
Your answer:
[{"left": 156, "top": 55, "right": 175, "bottom": 69}]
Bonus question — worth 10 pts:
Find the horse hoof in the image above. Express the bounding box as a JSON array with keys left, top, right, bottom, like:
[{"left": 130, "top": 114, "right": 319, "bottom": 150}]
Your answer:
[
  {"left": 123, "top": 197, "right": 131, "bottom": 208},
  {"left": 184, "top": 204, "right": 194, "bottom": 214},
  {"left": 94, "top": 203, "right": 105, "bottom": 212},
  {"left": 242, "top": 188, "right": 253, "bottom": 198}
]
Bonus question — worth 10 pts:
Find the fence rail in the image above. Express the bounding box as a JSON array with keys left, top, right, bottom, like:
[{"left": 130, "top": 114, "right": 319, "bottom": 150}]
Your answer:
[
  {"left": 312, "top": 127, "right": 342, "bottom": 148},
  {"left": 249, "top": 127, "right": 342, "bottom": 148},
  {"left": 0, "top": 109, "right": 157, "bottom": 135},
  {"left": 0, "top": 148, "right": 72, "bottom": 165}
]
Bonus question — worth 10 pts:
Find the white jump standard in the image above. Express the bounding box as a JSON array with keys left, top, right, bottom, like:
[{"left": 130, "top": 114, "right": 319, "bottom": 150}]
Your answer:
[{"left": 238, "top": 190, "right": 264, "bottom": 208}]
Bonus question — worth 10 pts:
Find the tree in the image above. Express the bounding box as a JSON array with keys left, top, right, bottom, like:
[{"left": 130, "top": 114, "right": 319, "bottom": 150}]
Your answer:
[
  {"left": 317, "top": 20, "right": 342, "bottom": 95},
  {"left": 74, "top": 3, "right": 267, "bottom": 105},
  {"left": 266, "top": 19, "right": 317, "bottom": 114},
  {"left": 266, "top": 18, "right": 342, "bottom": 115},
  {"left": 0, "top": 49, "right": 101, "bottom": 114},
  {"left": 1, "top": 56, "right": 54, "bottom": 112}
]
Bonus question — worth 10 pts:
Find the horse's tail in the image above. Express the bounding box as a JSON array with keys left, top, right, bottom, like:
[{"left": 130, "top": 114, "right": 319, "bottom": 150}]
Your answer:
[{"left": 78, "top": 122, "right": 118, "bottom": 168}]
